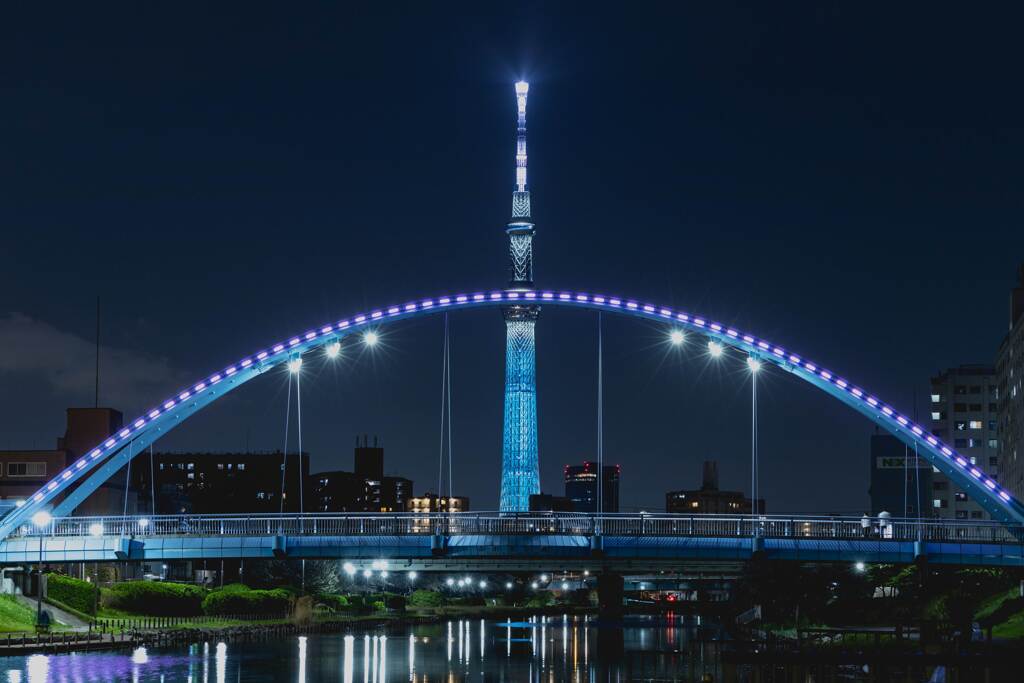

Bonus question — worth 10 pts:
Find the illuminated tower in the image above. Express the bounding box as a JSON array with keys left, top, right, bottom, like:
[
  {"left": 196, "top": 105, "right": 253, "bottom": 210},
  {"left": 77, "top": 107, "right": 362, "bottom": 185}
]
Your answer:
[{"left": 499, "top": 81, "right": 540, "bottom": 511}]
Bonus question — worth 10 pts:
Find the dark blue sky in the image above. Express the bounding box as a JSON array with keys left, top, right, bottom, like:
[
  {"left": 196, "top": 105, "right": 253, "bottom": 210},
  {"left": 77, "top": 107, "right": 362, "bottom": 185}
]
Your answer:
[{"left": 2, "top": 3, "right": 1022, "bottom": 513}]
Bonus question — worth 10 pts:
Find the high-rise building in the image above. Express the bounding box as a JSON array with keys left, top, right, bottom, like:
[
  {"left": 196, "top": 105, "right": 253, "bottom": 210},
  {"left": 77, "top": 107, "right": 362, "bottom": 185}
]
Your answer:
[
  {"left": 929, "top": 365, "right": 999, "bottom": 519},
  {"left": 309, "top": 436, "right": 413, "bottom": 513},
  {"left": 564, "top": 461, "right": 620, "bottom": 513},
  {"left": 499, "top": 81, "right": 541, "bottom": 512},
  {"left": 354, "top": 435, "right": 384, "bottom": 482},
  {"left": 997, "top": 265, "right": 1024, "bottom": 502},
  {"left": 665, "top": 460, "right": 764, "bottom": 515},
  {"left": 868, "top": 432, "right": 933, "bottom": 516}
]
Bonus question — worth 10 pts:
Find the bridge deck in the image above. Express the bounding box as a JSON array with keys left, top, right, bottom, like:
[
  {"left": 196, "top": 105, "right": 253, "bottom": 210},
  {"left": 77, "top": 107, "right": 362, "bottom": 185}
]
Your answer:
[{"left": 3, "top": 513, "right": 1021, "bottom": 568}]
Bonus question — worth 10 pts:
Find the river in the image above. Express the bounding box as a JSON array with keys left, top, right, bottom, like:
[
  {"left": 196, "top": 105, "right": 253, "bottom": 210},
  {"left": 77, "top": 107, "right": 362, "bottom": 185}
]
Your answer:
[{"left": 0, "top": 613, "right": 732, "bottom": 681}]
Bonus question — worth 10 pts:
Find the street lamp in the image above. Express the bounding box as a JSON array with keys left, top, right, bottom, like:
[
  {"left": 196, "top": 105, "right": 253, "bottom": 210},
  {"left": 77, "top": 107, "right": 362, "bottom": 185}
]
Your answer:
[
  {"left": 707, "top": 341, "right": 723, "bottom": 358},
  {"left": 668, "top": 330, "right": 685, "bottom": 346},
  {"left": 748, "top": 355, "right": 760, "bottom": 537},
  {"left": 31, "top": 511, "right": 52, "bottom": 626}
]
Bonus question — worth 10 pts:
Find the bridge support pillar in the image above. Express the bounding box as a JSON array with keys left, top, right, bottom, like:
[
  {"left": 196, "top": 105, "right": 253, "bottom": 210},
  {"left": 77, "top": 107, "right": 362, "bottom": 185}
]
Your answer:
[
  {"left": 272, "top": 535, "right": 287, "bottom": 559},
  {"left": 431, "top": 534, "right": 447, "bottom": 556},
  {"left": 751, "top": 534, "right": 764, "bottom": 556},
  {"left": 597, "top": 572, "right": 624, "bottom": 619}
]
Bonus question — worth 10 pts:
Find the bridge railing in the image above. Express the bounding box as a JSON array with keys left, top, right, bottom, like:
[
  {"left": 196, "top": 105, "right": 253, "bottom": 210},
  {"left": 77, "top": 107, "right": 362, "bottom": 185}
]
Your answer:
[{"left": 12, "top": 512, "right": 1023, "bottom": 544}]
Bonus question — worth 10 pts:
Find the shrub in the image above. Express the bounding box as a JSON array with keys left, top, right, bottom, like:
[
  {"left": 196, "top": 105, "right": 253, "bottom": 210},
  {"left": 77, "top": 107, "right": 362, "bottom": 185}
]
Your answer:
[
  {"left": 315, "top": 594, "right": 350, "bottom": 612},
  {"left": 202, "top": 587, "right": 292, "bottom": 616},
  {"left": 371, "top": 601, "right": 385, "bottom": 612},
  {"left": 106, "top": 581, "right": 207, "bottom": 616},
  {"left": 525, "top": 594, "right": 553, "bottom": 608},
  {"left": 46, "top": 574, "right": 98, "bottom": 616},
  {"left": 409, "top": 590, "right": 445, "bottom": 608}
]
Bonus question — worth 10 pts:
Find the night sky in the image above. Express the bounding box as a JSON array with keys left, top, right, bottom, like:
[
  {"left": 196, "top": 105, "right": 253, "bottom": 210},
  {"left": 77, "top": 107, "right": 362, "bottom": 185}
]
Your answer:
[{"left": 2, "top": 4, "right": 1023, "bottom": 514}]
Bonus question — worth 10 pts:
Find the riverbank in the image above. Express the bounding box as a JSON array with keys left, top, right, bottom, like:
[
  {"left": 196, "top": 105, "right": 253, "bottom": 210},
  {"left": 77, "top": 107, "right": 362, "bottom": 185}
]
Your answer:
[{"left": 0, "top": 604, "right": 595, "bottom": 656}]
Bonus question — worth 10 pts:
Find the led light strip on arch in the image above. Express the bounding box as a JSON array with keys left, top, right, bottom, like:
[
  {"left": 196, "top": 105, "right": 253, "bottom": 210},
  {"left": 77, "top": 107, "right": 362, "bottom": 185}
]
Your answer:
[{"left": 16, "top": 288, "right": 1018, "bottom": 522}]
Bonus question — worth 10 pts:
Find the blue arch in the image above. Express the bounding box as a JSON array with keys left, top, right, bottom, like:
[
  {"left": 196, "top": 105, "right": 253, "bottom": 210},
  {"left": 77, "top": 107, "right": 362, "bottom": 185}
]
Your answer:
[{"left": 3, "top": 287, "right": 1021, "bottom": 539}]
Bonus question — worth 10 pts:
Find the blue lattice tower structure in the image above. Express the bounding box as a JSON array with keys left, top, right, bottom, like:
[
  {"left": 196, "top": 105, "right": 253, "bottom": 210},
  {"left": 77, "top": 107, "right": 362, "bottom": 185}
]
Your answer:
[{"left": 499, "top": 81, "right": 540, "bottom": 511}]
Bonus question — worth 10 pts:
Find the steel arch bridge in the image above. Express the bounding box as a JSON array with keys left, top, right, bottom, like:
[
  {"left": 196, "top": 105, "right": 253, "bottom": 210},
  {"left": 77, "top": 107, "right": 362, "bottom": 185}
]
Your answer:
[{"left": 3, "top": 286, "right": 1022, "bottom": 543}]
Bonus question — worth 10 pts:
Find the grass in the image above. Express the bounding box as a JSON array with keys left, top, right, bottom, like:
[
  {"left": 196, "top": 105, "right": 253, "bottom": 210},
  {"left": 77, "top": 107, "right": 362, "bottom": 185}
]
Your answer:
[{"left": 0, "top": 595, "right": 39, "bottom": 633}]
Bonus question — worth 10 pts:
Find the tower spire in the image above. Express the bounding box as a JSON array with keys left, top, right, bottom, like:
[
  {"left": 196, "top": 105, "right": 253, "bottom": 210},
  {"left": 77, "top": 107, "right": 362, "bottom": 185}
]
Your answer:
[{"left": 507, "top": 81, "right": 535, "bottom": 286}]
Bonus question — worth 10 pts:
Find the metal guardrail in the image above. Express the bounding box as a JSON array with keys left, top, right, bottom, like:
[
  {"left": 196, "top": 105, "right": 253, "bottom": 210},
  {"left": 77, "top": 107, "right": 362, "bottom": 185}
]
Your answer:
[{"left": 13, "top": 513, "right": 1023, "bottom": 544}]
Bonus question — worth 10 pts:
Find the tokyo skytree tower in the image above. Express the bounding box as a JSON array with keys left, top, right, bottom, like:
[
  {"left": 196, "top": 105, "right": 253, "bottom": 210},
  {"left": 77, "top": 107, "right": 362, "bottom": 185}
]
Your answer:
[{"left": 499, "top": 81, "right": 540, "bottom": 512}]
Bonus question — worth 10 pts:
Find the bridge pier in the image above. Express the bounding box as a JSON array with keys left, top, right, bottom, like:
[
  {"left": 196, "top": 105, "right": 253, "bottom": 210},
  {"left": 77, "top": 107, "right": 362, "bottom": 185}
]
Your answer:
[{"left": 596, "top": 572, "right": 624, "bottom": 619}]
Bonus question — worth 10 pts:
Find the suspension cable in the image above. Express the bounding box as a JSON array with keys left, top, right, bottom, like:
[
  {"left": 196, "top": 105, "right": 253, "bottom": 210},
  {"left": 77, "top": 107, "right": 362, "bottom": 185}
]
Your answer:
[
  {"left": 297, "top": 367, "right": 304, "bottom": 515},
  {"left": 278, "top": 372, "right": 293, "bottom": 517},
  {"left": 437, "top": 314, "right": 448, "bottom": 498},
  {"left": 446, "top": 315, "right": 453, "bottom": 499},
  {"left": 597, "top": 313, "right": 603, "bottom": 526},
  {"left": 149, "top": 444, "right": 156, "bottom": 515},
  {"left": 122, "top": 438, "right": 134, "bottom": 517}
]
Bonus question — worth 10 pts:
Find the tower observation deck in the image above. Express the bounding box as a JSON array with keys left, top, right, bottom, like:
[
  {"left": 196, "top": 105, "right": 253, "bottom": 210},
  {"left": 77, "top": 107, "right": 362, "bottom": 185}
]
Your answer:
[{"left": 499, "top": 81, "right": 540, "bottom": 511}]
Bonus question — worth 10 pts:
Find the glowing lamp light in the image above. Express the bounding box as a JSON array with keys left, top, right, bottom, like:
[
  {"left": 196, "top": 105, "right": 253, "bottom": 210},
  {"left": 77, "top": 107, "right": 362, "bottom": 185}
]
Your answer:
[
  {"left": 531, "top": 582, "right": 539, "bottom": 590},
  {"left": 138, "top": 518, "right": 150, "bottom": 529},
  {"left": 747, "top": 357, "right": 762, "bottom": 373},
  {"left": 515, "top": 81, "right": 529, "bottom": 95},
  {"left": 505, "top": 582, "right": 513, "bottom": 590},
  {"left": 325, "top": 342, "right": 341, "bottom": 358},
  {"left": 364, "top": 331, "right": 379, "bottom": 347},
  {"left": 408, "top": 571, "right": 418, "bottom": 580},
  {"left": 540, "top": 574, "right": 548, "bottom": 582},
  {"left": 446, "top": 578, "right": 455, "bottom": 587},
  {"left": 89, "top": 523, "right": 103, "bottom": 537},
  {"left": 287, "top": 357, "right": 303, "bottom": 374},
  {"left": 343, "top": 562, "right": 356, "bottom": 576},
  {"left": 561, "top": 582, "right": 569, "bottom": 590},
  {"left": 479, "top": 580, "right": 487, "bottom": 589},
  {"left": 669, "top": 330, "right": 685, "bottom": 346},
  {"left": 854, "top": 561, "right": 866, "bottom": 572},
  {"left": 362, "top": 569, "right": 372, "bottom": 578},
  {"left": 31, "top": 511, "right": 52, "bottom": 528},
  {"left": 708, "top": 341, "right": 724, "bottom": 358}
]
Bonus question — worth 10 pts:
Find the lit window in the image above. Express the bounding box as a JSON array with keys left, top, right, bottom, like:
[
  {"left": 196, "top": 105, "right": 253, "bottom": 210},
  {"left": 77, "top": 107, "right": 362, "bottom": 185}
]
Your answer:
[
  {"left": 931, "top": 412, "right": 942, "bottom": 421},
  {"left": 988, "top": 439, "right": 998, "bottom": 449},
  {"left": 238, "top": 463, "right": 246, "bottom": 471},
  {"left": 930, "top": 394, "right": 941, "bottom": 403},
  {"left": 968, "top": 420, "right": 983, "bottom": 430},
  {"left": 933, "top": 498, "right": 942, "bottom": 508}
]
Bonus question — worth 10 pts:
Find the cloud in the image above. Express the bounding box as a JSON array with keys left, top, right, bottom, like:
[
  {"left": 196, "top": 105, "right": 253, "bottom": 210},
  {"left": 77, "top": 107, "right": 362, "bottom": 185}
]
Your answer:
[{"left": 0, "top": 312, "right": 188, "bottom": 412}]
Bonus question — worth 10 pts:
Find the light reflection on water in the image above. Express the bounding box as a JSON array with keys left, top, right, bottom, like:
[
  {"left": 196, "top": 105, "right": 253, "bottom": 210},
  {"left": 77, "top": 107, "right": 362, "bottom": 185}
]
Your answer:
[{"left": 0, "top": 613, "right": 715, "bottom": 682}]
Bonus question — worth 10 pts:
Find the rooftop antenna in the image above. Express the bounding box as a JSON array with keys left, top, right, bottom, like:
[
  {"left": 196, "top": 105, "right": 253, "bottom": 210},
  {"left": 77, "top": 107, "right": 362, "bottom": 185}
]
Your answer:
[{"left": 94, "top": 296, "right": 100, "bottom": 407}]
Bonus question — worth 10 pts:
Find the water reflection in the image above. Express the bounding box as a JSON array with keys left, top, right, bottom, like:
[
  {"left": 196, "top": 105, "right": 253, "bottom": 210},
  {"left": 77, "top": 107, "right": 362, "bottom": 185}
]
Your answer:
[{"left": 0, "top": 614, "right": 719, "bottom": 682}]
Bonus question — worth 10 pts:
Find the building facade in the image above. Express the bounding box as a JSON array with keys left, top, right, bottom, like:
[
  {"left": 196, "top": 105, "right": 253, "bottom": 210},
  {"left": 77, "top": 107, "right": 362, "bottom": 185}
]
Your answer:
[
  {"left": 564, "top": 462, "right": 620, "bottom": 513},
  {"left": 528, "top": 493, "right": 575, "bottom": 512},
  {"left": 868, "top": 432, "right": 933, "bottom": 516},
  {"left": 929, "top": 365, "right": 999, "bottom": 519},
  {"left": 309, "top": 436, "right": 412, "bottom": 513},
  {"left": 997, "top": 265, "right": 1024, "bottom": 503},
  {"left": 132, "top": 451, "right": 309, "bottom": 514},
  {"left": 665, "top": 461, "right": 763, "bottom": 515},
  {"left": 0, "top": 408, "right": 134, "bottom": 515}
]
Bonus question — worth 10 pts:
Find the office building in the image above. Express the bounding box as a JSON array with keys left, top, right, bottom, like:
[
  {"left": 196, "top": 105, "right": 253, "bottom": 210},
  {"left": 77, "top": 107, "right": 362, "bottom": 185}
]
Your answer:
[
  {"left": 997, "top": 265, "right": 1024, "bottom": 502},
  {"left": 564, "top": 461, "right": 620, "bottom": 513},
  {"left": 929, "top": 365, "right": 998, "bottom": 519},
  {"left": 868, "top": 432, "right": 933, "bottom": 516},
  {"left": 665, "top": 460, "right": 764, "bottom": 514}
]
